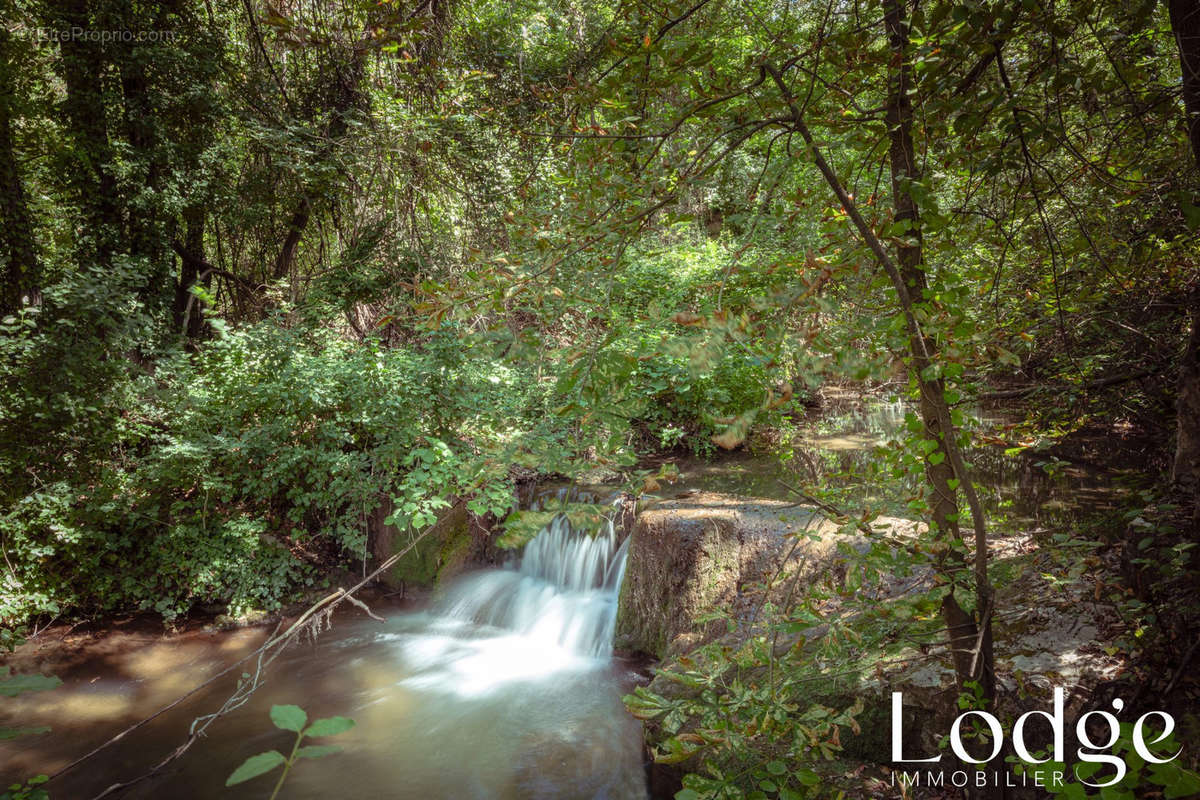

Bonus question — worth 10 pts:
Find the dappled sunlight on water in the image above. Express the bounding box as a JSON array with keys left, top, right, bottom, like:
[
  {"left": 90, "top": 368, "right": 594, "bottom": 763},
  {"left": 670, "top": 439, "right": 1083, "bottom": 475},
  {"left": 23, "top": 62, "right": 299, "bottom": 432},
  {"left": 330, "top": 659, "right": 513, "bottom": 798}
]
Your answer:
[{"left": 665, "top": 397, "right": 1140, "bottom": 532}]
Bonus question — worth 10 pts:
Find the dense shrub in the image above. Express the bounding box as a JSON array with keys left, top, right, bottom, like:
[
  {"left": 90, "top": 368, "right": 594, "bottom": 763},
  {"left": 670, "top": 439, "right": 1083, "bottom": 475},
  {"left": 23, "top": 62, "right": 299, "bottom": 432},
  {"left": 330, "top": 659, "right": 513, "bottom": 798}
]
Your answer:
[
  {"left": 0, "top": 306, "right": 543, "bottom": 625},
  {"left": 562, "top": 241, "right": 807, "bottom": 457},
  {"left": 626, "top": 339, "right": 775, "bottom": 456}
]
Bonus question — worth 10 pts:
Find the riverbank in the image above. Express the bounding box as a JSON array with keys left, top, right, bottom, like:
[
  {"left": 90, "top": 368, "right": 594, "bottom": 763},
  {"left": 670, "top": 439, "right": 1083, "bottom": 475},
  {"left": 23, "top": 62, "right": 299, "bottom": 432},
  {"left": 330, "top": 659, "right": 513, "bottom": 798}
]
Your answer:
[{"left": 4, "top": 393, "right": 1195, "bottom": 799}]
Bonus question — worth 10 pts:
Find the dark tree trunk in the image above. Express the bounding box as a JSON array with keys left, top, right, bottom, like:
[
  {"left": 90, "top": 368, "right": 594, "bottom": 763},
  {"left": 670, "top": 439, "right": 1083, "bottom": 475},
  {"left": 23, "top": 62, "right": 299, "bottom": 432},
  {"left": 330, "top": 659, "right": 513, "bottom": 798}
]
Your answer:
[
  {"left": 1174, "top": 298, "right": 1200, "bottom": 516},
  {"left": 119, "top": 51, "right": 157, "bottom": 261},
  {"left": 272, "top": 195, "right": 311, "bottom": 282},
  {"left": 884, "top": 0, "right": 959, "bottom": 545},
  {"left": 0, "top": 29, "right": 39, "bottom": 312},
  {"left": 1169, "top": 0, "right": 1200, "bottom": 517},
  {"left": 1171, "top": 0, "right": 1200, "bottom": 164},
  {"left": 114, "top": 0, "right": 179, "bottom": 320},
  {"left": 768, "top": 57, "right": 999, "bottom": 780},
  {"left": 269, "top": 33, "right": 367, "bottom": 287},
  {"left": 52, "top": 0, "right": 121, "bottom": 265},
  {"left": 173, "top": 206, "right": 210, "bottom": 341}
]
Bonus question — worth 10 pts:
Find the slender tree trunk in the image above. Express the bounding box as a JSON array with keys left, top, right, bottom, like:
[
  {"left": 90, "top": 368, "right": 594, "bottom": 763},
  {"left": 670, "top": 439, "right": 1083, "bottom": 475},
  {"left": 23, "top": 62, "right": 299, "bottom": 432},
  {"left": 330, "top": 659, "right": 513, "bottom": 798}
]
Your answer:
[
  {"left": 116, "top": 22, "right": 171, "bottom": 316},
  {"left": 1175, "top": 303, "right": 1200, "bottom": 513},
  {"left": 1169, "top": 0, "right": 1200, "bottom": 519},
  {"left": 882, "top": 0, "right": 996, "bottom": 708},
  {"left": 272, "top": 196, "right": 311, "bottom": 281},
  {"left": 269, "top": 36, "right": 367, "bottom": 286},
  {"left": 1171, "top": 0, "right": 1200, "bottom": 164},
  {"left": 766, "top": 43, "right": 999, "bottom": 798},
  {"left": 0, "top": 29, "right": 39, "bottom": 312},
  {"left": 174, "top": 205, "right": 210, "bottom": 341}
]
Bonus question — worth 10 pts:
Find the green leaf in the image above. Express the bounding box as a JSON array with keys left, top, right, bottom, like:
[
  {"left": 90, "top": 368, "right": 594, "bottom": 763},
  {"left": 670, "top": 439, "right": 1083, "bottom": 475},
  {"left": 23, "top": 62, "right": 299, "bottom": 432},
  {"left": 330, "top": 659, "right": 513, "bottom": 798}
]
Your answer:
[
  {"left": 304, "top": 716, "right": 355, "bottom": 738},
  {"left": 1162, "top": 766, "right": 1200, "bottom": 799},
  {"left": 1181, "top": 202, "right": 1200, "bottom": 231},
  {"left": 295, "top": 744, "right": 343, "bottom": 760},
  {"left": 270, "top": 704, "right": 307, "bottom": 732},
  {"left": 225, "top": 750, "right": 286, "bottom": 786},
  {"left": 766, "top": 760, "right": 787, "bottom": 775},
  {"left": 796, "top": 768, "right": 820, "bottom": 786},
  {"left": 0, "top": 673, "right": 61, "bottom": 697}
]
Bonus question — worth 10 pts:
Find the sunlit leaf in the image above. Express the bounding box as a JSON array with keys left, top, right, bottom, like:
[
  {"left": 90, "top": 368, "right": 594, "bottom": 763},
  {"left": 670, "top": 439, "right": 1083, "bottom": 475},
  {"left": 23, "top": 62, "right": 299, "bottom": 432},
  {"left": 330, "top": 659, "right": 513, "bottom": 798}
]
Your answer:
[
  {"left": 270, "top": 704, "right": 307, "bottom": 732},
  {"left": 295, "top": 745, "right": 343, "bottom": 760},
  {"left": 225, "top": 750, "right": 286, "bottom": 786},
  {"left": 304, "top": 716, "right": 355, "bottom": 738},
  {"left": 0, "top": 673, "right": 61, "bottom": 697}
]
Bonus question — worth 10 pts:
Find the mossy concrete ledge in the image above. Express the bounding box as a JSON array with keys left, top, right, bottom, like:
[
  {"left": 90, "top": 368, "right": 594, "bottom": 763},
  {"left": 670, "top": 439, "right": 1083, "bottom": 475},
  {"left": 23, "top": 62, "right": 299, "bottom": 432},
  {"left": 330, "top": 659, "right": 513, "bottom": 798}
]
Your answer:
[{"left": 367, "top": 497, "right": 496, "bottom": 591}]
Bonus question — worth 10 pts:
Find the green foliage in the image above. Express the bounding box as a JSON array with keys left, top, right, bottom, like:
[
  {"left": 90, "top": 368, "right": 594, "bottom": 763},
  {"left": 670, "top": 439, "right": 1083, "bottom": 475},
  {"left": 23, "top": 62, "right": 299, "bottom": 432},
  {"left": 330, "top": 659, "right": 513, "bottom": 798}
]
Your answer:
[
  {"left": 623, "top": 580, "right": 898, "bottom": 800},
  {"left": 0, "top": 661, "right": 58, "bottom": 798},
  {"left": 0, "top": 775, "right": 49, "bottom": 800},
  {"left": 0, "top": 670, "right": 61, "bottom": 698},
  {"left": 0, "top": 313, "right": 553, "bottom": 626},
  {"left": 625, "top": 336, "right": 776, "bottom": 457},
  {"left": 0, "top": 666, "right": 60, "bottom": 743},
  {"left": 1, "top": 0, "right": 1197, "bottom": 795},
  {"left": 226, "top": 704, "right": 355, "bottom": 799},
  {"left": 498, "top": 503, "right": 614, "bottom": 549}
]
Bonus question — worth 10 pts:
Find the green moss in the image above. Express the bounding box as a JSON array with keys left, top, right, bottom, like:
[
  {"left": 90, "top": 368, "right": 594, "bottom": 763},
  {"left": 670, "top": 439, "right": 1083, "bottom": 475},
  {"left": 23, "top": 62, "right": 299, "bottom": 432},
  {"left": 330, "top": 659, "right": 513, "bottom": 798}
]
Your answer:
[
  {"left": 386, "top": 534, "right": 442, "bottom": 586},
  {"left": 384, "top": 506, "right": 474, "bottom": 586},
  {"left": 616, "top": 572, "right": 669, "bottom": 657}
]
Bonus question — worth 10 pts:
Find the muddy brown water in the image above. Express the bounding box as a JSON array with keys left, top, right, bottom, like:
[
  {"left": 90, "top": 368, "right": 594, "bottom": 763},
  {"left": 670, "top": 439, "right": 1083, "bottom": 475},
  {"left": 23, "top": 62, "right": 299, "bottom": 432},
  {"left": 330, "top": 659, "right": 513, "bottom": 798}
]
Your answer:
[
  {"left": 2, "top": 602, "right": 649, "bottom": 799},
  {"left": 0, "top": 399, "right": 1146, "bottom": 798}
]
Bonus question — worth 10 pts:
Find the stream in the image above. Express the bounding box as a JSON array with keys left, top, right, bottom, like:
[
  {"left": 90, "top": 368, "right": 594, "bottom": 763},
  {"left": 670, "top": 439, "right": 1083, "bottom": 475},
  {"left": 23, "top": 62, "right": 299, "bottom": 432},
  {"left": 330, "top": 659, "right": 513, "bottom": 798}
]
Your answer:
[
  {"left": 1, "top": 519, "right": 645, "bottom": 799},
  {"left": 0, "top": 398, "right": 1147, "bottom": 798}
]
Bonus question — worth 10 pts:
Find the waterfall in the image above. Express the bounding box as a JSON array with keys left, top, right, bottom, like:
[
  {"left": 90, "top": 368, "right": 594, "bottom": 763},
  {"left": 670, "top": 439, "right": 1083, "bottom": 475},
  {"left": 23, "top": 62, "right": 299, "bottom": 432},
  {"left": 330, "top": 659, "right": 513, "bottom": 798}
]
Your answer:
[
  {"left": 399, "top": 513, "right": 631, "bottom": 697},
  {"left": 435, "top": 514, "right": 629, "bottom": 658}
]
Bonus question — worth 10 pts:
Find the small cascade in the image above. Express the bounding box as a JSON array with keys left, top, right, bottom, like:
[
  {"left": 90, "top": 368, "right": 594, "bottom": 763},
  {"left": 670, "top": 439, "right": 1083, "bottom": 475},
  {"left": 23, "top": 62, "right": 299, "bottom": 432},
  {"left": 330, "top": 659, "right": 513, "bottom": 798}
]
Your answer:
[
  {"left": 398, "top": 513, "right": 633, "bottom": 699},
  {"left": 433, "top": 514, "right": 630, "bottom": 658}
]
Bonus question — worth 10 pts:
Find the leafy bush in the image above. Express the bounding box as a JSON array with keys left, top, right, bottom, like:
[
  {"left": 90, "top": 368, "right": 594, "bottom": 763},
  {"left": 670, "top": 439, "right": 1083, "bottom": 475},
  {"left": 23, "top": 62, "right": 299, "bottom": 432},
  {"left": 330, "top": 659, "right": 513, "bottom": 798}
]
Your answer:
[
  {"left": 0, "top": 309, "right": 548, "bottom": 626},
  {"left": 627, "top": 341, "right": 774, "bottom": 457}
]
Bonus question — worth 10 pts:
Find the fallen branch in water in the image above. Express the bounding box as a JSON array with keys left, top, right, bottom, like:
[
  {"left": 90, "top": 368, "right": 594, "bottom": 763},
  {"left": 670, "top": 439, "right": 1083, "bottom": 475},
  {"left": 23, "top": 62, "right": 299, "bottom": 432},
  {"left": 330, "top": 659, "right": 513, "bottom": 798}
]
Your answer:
[{"left": 46, "top": 500, "right": 465, "bottom": 799}]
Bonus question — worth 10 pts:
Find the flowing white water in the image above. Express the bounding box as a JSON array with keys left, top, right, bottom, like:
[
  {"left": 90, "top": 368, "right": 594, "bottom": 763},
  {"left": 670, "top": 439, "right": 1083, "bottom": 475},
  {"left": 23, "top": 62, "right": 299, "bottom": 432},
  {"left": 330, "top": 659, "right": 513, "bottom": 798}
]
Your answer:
[
  {"left": 440, "top": 515, "right": 629, "bottom": 654},
  {"left": 400, "top": 514, "right": 632, "bottom": 697}
]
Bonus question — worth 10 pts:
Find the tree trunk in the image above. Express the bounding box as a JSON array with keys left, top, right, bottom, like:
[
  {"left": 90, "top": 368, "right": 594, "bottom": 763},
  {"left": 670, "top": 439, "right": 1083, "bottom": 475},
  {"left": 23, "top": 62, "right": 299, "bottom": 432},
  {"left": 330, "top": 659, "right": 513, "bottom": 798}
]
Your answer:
[
  {"left": 270, "top": 39, "right": 366, "bottom": 286},
  {"left": 882, "top": 0, "right": 995, "bottom": 708},
  {"left": 52, "top": 0, "right": 121, "bottom": 265},
  {"left": 1170, "top": 0, "right": 1200, "bottom": 165},
  {"left": 115, "top": 4, "right": 172, "bottom": 315},
  {"left": 272, "top": 195, "right": 311, "bottom": 282},
  {"left": 174, "top": 205, "right": 210, "bottom": 341},
  {"left": 1169, "top": 0, "right": 1200, "bottom": 518},
  {"left": 0, "top": 28, "right": 39, "bottom": 312},
  {"left": 1174, "top": 299, "right": 1200, "bottom": 517}
]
